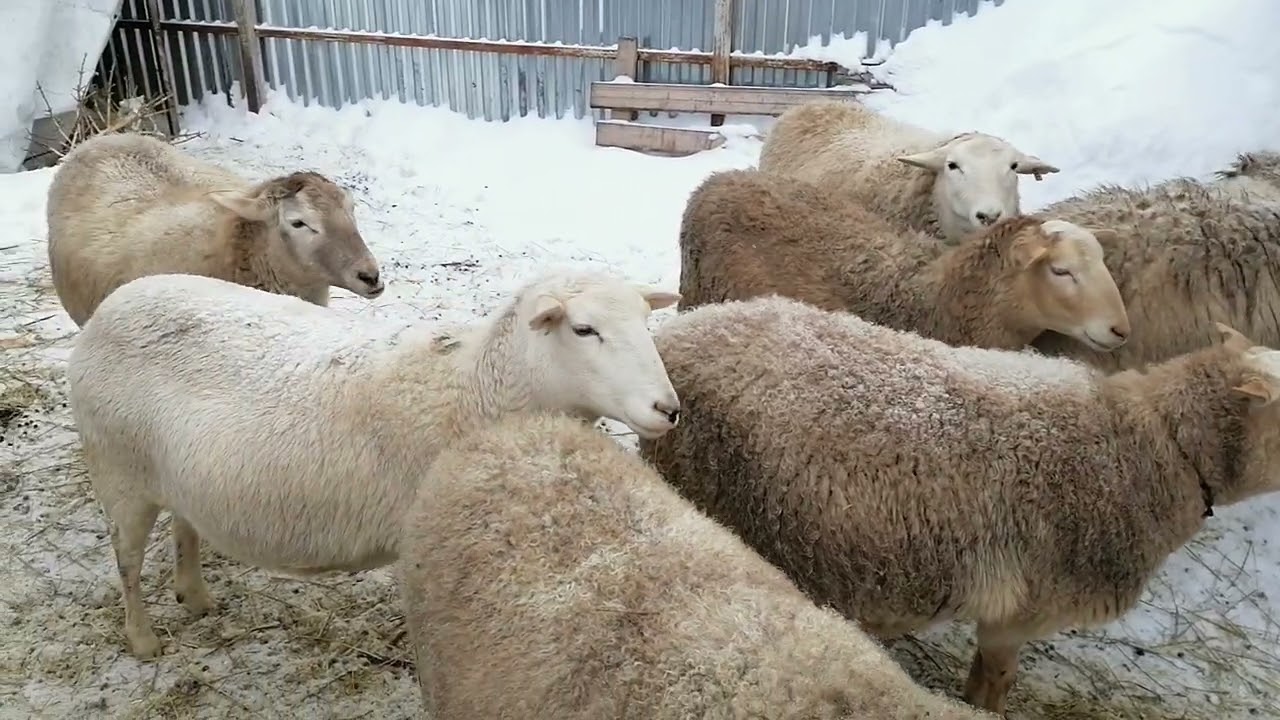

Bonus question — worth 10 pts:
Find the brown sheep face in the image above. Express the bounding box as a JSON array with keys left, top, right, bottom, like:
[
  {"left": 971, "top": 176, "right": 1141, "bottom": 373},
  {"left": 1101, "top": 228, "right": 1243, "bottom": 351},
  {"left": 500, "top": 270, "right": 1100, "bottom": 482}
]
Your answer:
[
  {"left": 897, "top": 133, "right": 1061, "bottom": 239},
  {"left": 1011, "top": 220, "right": 1129, "bottom": 352},
  {"left": 272, "top": 174, "right": 384, "bottom": 299},
  {"left": 215, "top": 172, "right": 385, "bottom": 299}
]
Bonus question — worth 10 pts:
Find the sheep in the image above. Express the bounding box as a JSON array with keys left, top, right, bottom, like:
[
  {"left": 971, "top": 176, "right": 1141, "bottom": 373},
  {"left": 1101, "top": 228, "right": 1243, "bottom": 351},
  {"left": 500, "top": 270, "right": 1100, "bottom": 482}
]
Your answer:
[
  {"left": 1028, "top": 171, "right": 1280, "bottom": 371},
  {"left": 637, "top": 294, "right": 1280, "bottom": 716},
  {"left": 678, "top": 169, "right": 1130, "bottom": 352},
  {"left": 757, "top": 102, "right": 1059, "bottom": 241},
  {"left": 66, "top": 269, "right": 683, "bottom": 659},
  {"left": 1211, "top": 150, "right": 1280, "bottom": 204},
  {"left": 46, "top": 131, "right": 384, "bottom": 327},
  {"left": 399, "top": 411, "right": 996, "bottom": 720}
]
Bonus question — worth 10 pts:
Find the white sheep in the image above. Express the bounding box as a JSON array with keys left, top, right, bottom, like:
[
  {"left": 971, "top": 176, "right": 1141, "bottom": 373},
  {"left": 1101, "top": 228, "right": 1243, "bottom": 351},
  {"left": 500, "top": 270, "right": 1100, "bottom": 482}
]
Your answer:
[
  {"left": 46, "top": 131, "right": 384, "bottom": 327},
  {"left": 758, "top": 102, "right": 1060, "bottom": 241},
  {"left": 67, "top": 269, "right": 682, "bottom": 659},
  {"left": 399, "top": 411, "right": 995, "bottom": 720},
  {"left": 639, "top": 294, "right": 1280, "bottom": 716}
]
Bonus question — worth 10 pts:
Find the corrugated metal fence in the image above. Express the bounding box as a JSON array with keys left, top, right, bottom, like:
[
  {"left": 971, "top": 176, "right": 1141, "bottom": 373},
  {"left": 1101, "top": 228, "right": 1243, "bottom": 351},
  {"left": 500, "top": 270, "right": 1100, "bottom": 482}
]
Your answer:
[{"left": 101, "top": 0, "right": 1003, "bottom": 122}]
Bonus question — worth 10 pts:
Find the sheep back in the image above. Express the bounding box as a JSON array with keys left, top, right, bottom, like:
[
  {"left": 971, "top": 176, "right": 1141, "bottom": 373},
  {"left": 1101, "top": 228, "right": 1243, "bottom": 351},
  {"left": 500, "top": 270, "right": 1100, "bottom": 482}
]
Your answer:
[
  {"left": 758, "top": 101, "right": 950, "bottom": 237},
  {"left": 678, "top": 168, "right": 922, "bottom": 312},
  {"left": 47, "top": 132, "right": 253, "bottom": 326},
  {"left": 636, "top": 295, "right": 1182, "bottom": 636},
  {"left": 1030, "top": 178, "right": 1280, "bottom": 370},
  {"left": 399, "top": 411, "right": 993, "bottom": 720},
  {"left": 1213, "top": 150, "right": 1280, "bottom": 204},
  {"left": 68, "top": 272, "right": 438, "bottom": 574}
]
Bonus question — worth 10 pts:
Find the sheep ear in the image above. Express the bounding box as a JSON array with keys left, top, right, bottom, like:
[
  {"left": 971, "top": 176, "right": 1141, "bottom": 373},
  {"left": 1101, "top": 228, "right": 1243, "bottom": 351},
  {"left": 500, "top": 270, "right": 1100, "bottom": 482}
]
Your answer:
[
  {"left": 1088, "top": 227, "right": 1120, "bottom": 246},
  {"left": 209, "top": 190, "right": 275, "bottom": 221},
  {"left": 1013, "top": 154, "right": 1060, "bottom": 181},
  {"left": 637, "top": 286, "right": 681, "bottom": 311},
  {"left": 1012, "top": 233, "right": 1053, "bottom": 268},
  {"left": 1214, "top": 322, "right": 1254, "bottom": 352},
  {"left": 896, "top": 147, "right": 948, "bottom": 171},
  {"left": 528, "top": 294, "right": 565, "bottom": 332},
  {"left": 1232, "top": 376, "right": 1277, "bottom": 406}
]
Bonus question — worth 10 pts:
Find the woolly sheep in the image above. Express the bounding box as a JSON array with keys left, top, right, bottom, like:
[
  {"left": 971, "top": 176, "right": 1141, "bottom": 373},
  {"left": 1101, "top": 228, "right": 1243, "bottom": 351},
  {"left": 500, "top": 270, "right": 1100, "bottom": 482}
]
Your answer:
[
  {"left": 638, "top": 294, "right": 1280, "bottom": 716},
  {"left": 1211, "top": 150, "right": 1280, "bottom": 204},
  {"left": 46, "top": 131, "right": 384, "bottom": 327},
  {"left": 1028, "top": 170, "right": 1280, "bottom": 371},
  {"left": 67, "top": 270, "right": 682, "bottom": 659},
  {"left": 757, "top": 102, "right": 1059, "bottom": 241},
  {"left": 399, "top": 411, "right": 995, "bottom": 720},
  {"left": 679, "top": 169, "right": 1130, "bottom": 351}
]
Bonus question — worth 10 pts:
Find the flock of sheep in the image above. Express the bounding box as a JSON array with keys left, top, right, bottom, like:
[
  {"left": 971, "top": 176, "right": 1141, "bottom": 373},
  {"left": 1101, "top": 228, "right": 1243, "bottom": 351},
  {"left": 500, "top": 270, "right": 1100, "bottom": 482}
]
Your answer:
[{"left": 28, "top": 95, "right": 1280, "bottom": 719}]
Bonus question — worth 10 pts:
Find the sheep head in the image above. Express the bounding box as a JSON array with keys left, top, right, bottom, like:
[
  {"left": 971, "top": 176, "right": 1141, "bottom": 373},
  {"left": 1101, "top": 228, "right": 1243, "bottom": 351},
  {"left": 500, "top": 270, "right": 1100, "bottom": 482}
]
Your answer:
[
  {"left": 210, "top": 172, "right": 384, "bottom": 299},
  {"left": 1006, "top": 219, "right": 1129, "bottom": 353},
  {"left": 518, "top": 271, "right": 681, "bottom": 441},
  {"left": 897, "top": 133, "right": 1060, "bottom": 240}
]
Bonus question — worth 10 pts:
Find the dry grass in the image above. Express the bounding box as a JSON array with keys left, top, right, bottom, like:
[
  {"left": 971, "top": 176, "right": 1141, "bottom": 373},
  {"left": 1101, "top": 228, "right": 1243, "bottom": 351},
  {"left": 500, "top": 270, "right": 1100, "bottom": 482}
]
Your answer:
[{"left": 24, "top": 58, "right": 202, "bottom": 169}]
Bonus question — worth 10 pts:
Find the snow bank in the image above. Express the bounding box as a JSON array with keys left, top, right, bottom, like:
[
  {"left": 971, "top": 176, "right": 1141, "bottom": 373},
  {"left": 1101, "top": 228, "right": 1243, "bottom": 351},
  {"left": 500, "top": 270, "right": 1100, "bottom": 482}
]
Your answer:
[
  {"left": 852, "top": 0, "right": 1280, "bottom": 210},
  {"left": 0, "top": 0, "right": 121, "bottom": 173}
]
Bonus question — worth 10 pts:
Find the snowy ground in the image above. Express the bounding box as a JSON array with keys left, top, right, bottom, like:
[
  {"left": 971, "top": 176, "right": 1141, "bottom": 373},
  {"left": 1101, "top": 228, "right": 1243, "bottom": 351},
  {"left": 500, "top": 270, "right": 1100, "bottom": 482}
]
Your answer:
[{"left": 3, "top": 0, "right": 1280, "bottom": 718}]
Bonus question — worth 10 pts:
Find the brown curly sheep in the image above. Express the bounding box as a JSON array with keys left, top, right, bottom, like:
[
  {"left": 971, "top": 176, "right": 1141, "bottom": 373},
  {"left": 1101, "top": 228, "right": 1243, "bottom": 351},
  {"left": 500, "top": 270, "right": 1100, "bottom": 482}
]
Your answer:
[
  {"left": 1029, "top": 170, "right": 1280, "bottom": 371},
  {"left": 758, "top": 102, "right": 1059, "bottom": 241},
  {"left": 679, "top": 169, "right": 1129, "bottom": 351},
  {"left": 1212, "top": 149, "right": 1280, "bottom": 204},
  {"left": 46, "top": 131, "right": 384, "bottom": 327},
  {"left": 638, "top": 294, "right": 1280, "bottom": 716},
  {"left": 399, "top": 411, "right": 995, "bottom": 720}
]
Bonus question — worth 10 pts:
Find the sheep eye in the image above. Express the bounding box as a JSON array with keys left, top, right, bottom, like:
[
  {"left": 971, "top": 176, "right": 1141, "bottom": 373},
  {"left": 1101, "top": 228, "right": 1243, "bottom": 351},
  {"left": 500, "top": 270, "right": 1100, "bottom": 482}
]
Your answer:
[
  {"left": 289, "top": 219, "right": 309, "bottom": 230},
  {"left": 1049, "top": 266, "right": 1071, "bottom": 277},
  {"left": 571, "top": 324, "right": 598, "bottom": 338},
  {"left": 946, "top": 161, "right": 960, "bottom": 171},
  {"left": 1009, "top": 162, "right": 1019, "bottom": 170}
]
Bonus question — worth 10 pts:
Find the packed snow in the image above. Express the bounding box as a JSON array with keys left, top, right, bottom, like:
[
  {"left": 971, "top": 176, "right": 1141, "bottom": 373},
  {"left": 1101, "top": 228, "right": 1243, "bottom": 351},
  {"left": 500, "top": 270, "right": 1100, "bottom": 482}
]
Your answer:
[{"left": 1, "top": 0, "right": 1278, "bottom": 717}]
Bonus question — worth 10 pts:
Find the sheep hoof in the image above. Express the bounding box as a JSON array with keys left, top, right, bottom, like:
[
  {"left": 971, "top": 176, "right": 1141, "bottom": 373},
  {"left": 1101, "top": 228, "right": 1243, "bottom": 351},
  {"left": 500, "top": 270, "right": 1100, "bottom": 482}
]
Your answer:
[
  {"left": 174, "top": 588, "right": 217, "bottom": 616},
  {"left": 126, "top": 627, "right": 163, "bottom": 659}
]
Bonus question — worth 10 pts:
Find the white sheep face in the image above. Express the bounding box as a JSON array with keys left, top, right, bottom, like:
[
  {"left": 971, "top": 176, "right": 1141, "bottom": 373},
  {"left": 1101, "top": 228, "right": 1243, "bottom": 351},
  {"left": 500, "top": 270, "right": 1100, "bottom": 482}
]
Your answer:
[
  {"left": 523, "top": 278, "right": 682, "bottom": 439},
  {"left": 897, "top": 133, "right": 1060, "bottom": 239}
]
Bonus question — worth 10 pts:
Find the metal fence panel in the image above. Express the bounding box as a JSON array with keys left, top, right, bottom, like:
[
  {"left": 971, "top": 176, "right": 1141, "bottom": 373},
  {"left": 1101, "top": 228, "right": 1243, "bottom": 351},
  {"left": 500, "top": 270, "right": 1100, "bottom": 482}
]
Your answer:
[{"left": 99, "top": 0, "right": 1005, "bottom": 121}]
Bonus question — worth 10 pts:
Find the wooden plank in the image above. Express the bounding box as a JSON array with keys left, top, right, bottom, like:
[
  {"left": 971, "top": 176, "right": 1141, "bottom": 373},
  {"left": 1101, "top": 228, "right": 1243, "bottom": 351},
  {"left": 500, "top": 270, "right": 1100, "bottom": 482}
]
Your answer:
[
  {"left": 590, "top": 82, "right": 864, "bottom": 117},
  {"left": 595, "top": 120, "right": 725, "bottom": 157},
  {"left": 112, "top": 18, "right": 858, "bottom": 76},
  {"left": 610, "top": 36, "right": 639, "bottom": 121},
  {"left": 709, "top": 0, "right": 734, "bottom": 127},
  {"left": 230, "top": 0, "right": 267, "bottom": 113},
  {"left": 143, "top": 0, "right": 180, "bottom": 135}
]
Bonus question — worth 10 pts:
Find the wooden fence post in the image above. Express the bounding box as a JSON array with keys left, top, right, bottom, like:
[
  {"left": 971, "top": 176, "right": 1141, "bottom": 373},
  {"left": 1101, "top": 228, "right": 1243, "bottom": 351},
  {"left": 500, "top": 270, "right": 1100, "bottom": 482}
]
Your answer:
[
  {"left": 611, "top": 36, "right": 639, "bottom": 121},
  {"left": 231, "top": 0, "right": 267, "bottom": 112},
  {"left": 709, "top": 0, "right": 734, "bottom": 127},
  {"left": 142, "top": 0, "right": 180, "bottom": 134}
]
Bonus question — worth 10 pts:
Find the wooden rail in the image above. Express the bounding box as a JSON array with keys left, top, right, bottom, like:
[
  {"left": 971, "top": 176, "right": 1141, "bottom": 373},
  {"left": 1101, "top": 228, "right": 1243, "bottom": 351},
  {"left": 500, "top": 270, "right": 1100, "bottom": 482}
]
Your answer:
[{"left": 114, "top": 18, "right": 879, "bottom": 78}]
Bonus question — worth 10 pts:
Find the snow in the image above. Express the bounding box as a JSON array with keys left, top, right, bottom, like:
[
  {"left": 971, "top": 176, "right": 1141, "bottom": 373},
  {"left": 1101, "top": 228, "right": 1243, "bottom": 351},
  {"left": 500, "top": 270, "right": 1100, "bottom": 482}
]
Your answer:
[
  {"left": 2, "top": 0, "right": 1280, "bottom": 717},
  {"left": 857, "top": 0, "right": 1280, "bottom": 212},
  {"left": 0, "top": 0, "right": 121, "bottom": 172}
]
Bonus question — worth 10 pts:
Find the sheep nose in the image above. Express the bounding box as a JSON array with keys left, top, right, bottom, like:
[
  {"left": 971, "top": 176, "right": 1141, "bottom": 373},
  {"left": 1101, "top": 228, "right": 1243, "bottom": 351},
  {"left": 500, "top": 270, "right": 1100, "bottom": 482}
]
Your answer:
[
  {"left": 1110, "top": 325, "right": 1129, "bottom": 341},
  {"left": 357, "top": 270, "right": 380, "bottom": 287},
  {"left": 975, "top": 210, "right": 1001, "bottom": 225},
  {"left": 654, "top": 399, "right": 680, "bottom": 425}
]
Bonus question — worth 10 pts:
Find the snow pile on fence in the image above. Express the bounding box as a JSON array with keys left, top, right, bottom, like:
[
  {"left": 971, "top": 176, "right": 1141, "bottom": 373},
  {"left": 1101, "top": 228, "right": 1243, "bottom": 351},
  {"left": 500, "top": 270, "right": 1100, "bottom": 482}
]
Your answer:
[
  {"left": 0, "top": 0, "right": 121, "bottom": 173},
  {"left": 855, "top": 0, "right": 1280, "bottom": 210}
]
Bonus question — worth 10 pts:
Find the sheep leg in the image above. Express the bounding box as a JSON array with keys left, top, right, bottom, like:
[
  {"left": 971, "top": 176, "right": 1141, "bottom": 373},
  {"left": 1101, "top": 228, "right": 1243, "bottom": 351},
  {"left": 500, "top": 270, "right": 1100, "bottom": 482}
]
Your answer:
[
  {"left": 961, "top": 621, "right": 1027, "bottom": 717},
  {"left": 171, "top": 515, "right": 215, "bottom": 615},
  {"left": 107, "top": 498, "right": 163, "bottom": 659}
]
